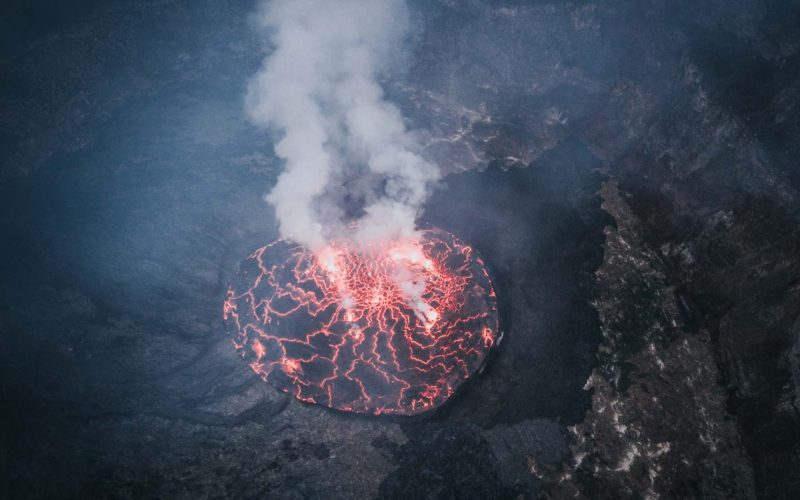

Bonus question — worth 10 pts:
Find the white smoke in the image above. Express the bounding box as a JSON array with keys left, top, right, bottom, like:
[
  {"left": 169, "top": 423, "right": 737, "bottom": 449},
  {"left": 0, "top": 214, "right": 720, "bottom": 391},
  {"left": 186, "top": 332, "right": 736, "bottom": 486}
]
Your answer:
[{"left": 246, "top": 0, "right": 439, "bottom": 250}]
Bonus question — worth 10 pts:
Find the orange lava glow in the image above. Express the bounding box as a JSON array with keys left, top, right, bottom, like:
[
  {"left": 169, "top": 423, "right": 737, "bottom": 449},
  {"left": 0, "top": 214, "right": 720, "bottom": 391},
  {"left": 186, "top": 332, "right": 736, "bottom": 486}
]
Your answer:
[{"left": 223, "top": 228, "right": 498, "bottom": 415}]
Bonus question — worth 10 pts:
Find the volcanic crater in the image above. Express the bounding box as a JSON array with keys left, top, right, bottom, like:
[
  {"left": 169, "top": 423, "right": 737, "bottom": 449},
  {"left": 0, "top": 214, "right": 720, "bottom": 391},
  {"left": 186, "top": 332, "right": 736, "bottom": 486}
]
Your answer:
[{"left": 223, "top": 228, "right": 499, "bottom": 415}]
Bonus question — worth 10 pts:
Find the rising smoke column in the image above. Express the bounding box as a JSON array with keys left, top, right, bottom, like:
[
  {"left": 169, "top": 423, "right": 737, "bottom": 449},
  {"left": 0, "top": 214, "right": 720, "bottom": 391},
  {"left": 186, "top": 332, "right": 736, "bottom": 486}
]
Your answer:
[{"left": 245, "top": 0, "right": 439, "bottom": 250}]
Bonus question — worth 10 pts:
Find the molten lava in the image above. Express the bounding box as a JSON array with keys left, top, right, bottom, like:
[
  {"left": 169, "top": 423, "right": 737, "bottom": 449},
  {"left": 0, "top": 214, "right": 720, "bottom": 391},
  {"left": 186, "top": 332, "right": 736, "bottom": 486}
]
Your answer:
[{"left": 223, "top": 228, "right": 498, "bottom": 415}]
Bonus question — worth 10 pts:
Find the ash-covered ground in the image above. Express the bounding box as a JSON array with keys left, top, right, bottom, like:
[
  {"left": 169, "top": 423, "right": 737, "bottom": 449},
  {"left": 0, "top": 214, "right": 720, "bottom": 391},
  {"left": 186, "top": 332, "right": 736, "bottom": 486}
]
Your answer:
[{"left": 2, "top": 1, "right": 800, "bottom": 498}]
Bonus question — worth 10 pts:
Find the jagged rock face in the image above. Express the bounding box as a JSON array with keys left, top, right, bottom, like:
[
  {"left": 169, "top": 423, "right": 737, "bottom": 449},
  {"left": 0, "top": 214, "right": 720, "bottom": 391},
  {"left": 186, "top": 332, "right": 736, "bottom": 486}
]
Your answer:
[
  {"left": 538, "top": 182, "right": 756, "bottom": 498},
  {"left": 2, "top": 0, "right": 800, "bottom": 498}
]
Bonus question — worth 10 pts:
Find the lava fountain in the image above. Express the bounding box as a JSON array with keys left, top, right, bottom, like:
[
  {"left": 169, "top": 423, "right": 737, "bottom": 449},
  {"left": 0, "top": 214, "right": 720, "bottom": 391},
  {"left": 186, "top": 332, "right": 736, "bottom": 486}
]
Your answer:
[{"left": 223, "top": 228, "right": 499, "bottom": 415}]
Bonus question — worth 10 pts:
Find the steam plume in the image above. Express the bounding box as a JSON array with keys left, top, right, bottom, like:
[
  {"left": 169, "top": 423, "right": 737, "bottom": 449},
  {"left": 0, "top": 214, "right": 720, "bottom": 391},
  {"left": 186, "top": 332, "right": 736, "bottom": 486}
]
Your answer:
[{"left": 246, "top": 0, "right": 439, "bottom": 250}]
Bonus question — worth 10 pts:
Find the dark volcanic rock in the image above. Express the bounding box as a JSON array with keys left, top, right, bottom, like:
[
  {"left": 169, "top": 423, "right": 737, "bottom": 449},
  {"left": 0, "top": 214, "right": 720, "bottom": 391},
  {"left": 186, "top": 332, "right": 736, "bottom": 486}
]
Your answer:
[
  {"left": 377, "top": 424, "right": 514, "bottom": 500},
  {"left": 422, "top": 138, "right": 608, "bottom": 427},
  {"left": 540, "top": 182, "right": 755, "bottom": 498},
  {"left": 3, "top": 0, "right": 800, "bottom": 498}
]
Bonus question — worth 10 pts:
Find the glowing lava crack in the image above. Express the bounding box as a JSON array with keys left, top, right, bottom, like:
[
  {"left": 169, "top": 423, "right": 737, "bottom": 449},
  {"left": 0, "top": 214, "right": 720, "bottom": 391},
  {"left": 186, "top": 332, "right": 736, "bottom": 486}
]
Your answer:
[{"left": 223, "top": 228, "right": 499, "bottom": 415}]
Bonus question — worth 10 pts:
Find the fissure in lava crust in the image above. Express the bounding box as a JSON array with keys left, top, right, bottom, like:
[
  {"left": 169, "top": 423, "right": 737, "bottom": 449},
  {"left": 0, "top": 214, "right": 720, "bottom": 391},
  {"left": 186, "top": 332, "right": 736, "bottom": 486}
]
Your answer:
[{"left": 223, "top": 228, "right": 499, "bottom": 415}]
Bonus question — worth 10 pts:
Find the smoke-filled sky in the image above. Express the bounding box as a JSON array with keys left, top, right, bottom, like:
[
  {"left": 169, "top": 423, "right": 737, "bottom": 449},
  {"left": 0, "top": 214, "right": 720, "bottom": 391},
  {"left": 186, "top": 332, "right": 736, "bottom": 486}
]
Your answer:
[{"left": 245, "top": 0, "right": 439, "bottom": 250}]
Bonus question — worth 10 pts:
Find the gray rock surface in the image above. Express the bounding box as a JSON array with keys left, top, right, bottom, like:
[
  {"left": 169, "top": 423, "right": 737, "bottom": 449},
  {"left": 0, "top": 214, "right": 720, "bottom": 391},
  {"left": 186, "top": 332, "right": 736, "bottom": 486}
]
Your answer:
[{"left": 2, "top": 0, "right": 799, "bottom": 498}]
